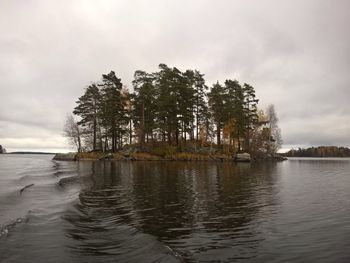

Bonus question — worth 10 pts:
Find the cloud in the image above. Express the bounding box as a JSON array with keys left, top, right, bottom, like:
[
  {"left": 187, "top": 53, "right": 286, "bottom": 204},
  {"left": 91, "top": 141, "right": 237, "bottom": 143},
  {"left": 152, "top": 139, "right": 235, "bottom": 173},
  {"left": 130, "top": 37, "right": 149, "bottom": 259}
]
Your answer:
[{"left": 0, "top": 0, "right": 349, "bottom": 151}]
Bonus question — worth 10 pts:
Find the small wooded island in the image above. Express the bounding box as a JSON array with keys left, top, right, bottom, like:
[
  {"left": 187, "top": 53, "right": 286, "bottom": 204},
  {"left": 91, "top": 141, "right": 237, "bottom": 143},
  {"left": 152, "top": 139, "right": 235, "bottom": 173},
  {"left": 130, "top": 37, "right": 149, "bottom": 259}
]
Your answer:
[{"left": 61, "top": 64, "right": 284, "bottom": 162}]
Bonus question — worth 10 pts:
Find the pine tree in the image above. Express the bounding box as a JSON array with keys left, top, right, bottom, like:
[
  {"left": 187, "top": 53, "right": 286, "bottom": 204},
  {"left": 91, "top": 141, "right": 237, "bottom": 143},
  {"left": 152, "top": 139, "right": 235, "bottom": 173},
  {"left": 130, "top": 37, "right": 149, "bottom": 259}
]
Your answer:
[
  {"left": 73, "top": 83, "right": 101, "bottom": 151},
  {"left": 208, "top": 82, "right": 227, "bottom": 145},
  {"left": 99, "top": 71, "right": 128, "bottom": 152},
  {"left": 184, "top": 70, "right": 208, "bottom": 141},
  {"left": 243, "top": 83, "right": 259, "bottom": 151},
  {"left": 155, "top": 64, "right": 181, "bottom": 145},
  {"left": 132, "top": 70, "right": 157, "bottom": 148}
]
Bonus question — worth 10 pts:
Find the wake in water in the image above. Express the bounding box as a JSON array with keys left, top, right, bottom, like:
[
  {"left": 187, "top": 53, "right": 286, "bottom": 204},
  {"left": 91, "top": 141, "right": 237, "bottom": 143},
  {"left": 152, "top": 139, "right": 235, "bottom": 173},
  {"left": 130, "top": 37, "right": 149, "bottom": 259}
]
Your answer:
[
  {"left": 2, "top": 155, "right": 350, "bottom": 262},
  {"left": 0, "top": 155, "right": 78, "bottom": 237},
  {"left": 0, "top": 217, "right": 24, "bottom": 237},
  {"left": 0, "top": 155, "right": 183, "bottom": 263}
]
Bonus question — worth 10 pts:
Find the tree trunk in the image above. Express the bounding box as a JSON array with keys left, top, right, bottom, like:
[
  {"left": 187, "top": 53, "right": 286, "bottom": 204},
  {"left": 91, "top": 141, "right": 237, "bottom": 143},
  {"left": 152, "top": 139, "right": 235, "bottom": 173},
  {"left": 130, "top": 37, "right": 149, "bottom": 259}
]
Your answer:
[
  {"left": 175, "top": 128, "right": 179, "bottom": 146},
  {"left": 129, "top": 119, "right": 132, "bottom": 145},
  {"left": 77, "top": 128, "right": 81, "bottom": 153},
  {"left": 104, "top": 137, "right": 109, "bottom": 152},
  {"left": 98, "top": 124, "right": 103, "bottom": 152},
  {"left": 167, "top": 127, "right": 172, "bottom": 145},
  {"left": 196, "top": 106, "right": 199, "bottom": 141},
  {"left": 205, "top": 119, "right": 209, "bottom": 143},
  {"left": 112, "top": 125, "right": 116, "bottom": 152},
  {"left": 184, "top": 125, "right": 187, "bottom": 142},
  {"left": 237, "top": 131, "right": 241, "bottom": 152},
  {"left": 140, "top": 101, "right": 145, "bottom": 148},
  {"left": 93, "top": 117, "right": 97, "bottom": 151},
  {"left": 216, "top": 123, "right": 221, "bottom": 145}
]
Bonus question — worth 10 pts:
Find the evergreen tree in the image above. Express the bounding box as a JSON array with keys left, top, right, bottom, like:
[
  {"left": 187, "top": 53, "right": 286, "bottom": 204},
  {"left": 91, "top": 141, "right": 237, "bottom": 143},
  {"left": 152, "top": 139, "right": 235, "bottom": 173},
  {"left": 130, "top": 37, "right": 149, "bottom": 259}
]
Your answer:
[
  {"left": 132, "top": 70, "right": 157, "bottom": 147},
  {"left": 243, "top": 83, "right": 259, "bottom": 151},
  {"left": 224, "top": 79, "right": 245, "bottom": 150},
  {"left": 99, "top": 71, "right": 128, "bottom": 152},
  {"left": 184, "top": 69, "right": 208, "bottom": 141},
  {"left": 208, "top": 82, "right": 227, "bottom": 145},
  {"left": 155, "top": 64, "right": 182, "bottom": 145},
  {"left": 177, "top": 69, "right": 195, "bottom": 143},
  {"left": 73, "top": 83, "right": 101, "bottom": 151}
]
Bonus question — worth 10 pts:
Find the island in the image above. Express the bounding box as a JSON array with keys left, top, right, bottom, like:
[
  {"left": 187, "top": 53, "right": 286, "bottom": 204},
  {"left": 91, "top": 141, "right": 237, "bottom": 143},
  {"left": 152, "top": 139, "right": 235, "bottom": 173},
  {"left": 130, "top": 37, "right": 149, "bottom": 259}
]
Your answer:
[
  {"left": 0, "top": 145, "right": 6, "bottom": 154},
  {"left": 59, "top": 65, "right": 285, "bottom": 162}
]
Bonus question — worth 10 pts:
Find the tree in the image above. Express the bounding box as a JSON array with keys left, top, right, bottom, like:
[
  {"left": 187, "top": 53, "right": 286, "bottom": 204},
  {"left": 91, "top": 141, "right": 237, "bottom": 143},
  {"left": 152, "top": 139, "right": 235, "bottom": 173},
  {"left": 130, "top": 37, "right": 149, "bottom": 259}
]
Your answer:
[
  {"left": 63, "top": 114, "right": 82, "bottom": 152},
  {"left": 225, "top": 79, "right": 245, "bottom": 150},
  {"left": 177, "top": 69, "right": 195, "bottom": 143},
  {"left": 132, "top": 70, "right": 157, "bottom": 148},
  {"left": 0, "top": 145, "right": 6, "bottom": 154},
  {"left": 242, "top": 83, "right": 259, "bottom": 151},
  {"left": 222, "top": 118, "right": 237, "bottom": 153},
  {"left": 123, "top": 87, "right": 133, "bottom": 145},
  {"left": 99, "top": 71, "right": 128, "bottom": 152},
  {"left": 184, "top": 69, "right": 208, "bottom": 141},
  {"left": 208, "top": 82, "right": 227, "bottom": 146},
  {"left": 73, "top": 83, "right": 101, "bottom": 151},
  {"left": 249, "top": 109, "right": 270, "bottom": 157},
  {"left": 266, "top": 104, "right": 282, "bottom": 153},
  {"left": 155, "top": 64, "right": 186, "bottom": 145}
]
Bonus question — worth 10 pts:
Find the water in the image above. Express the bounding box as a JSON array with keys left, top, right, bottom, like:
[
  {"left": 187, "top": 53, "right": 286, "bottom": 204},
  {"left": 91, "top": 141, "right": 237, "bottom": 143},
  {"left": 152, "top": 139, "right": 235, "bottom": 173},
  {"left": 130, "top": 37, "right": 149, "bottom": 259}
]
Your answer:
[{"left": 1, "top": 155, "right": 350, "bottom": 262}]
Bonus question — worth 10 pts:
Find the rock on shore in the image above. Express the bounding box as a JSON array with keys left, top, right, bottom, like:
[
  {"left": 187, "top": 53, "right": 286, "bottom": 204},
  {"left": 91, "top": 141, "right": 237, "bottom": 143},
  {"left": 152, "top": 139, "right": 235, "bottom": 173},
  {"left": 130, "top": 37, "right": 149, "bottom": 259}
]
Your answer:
[{"left": 53, "top": 153, "right": 77, "bottom": 161}]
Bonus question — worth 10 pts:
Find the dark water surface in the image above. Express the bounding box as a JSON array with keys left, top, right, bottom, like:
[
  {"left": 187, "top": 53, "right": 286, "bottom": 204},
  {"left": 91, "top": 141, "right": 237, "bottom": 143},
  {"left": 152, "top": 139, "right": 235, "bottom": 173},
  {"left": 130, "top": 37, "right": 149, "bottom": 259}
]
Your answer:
[{"left": 1, "top": 154, "right": 350, "bottom": 262}]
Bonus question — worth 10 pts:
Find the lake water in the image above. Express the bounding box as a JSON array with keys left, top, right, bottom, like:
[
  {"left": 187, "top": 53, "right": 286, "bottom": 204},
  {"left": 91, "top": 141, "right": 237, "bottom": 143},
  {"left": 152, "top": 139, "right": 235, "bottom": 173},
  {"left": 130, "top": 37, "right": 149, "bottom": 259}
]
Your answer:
[{"left": 0, "top": 154, "right": 350, "bottom": 262}]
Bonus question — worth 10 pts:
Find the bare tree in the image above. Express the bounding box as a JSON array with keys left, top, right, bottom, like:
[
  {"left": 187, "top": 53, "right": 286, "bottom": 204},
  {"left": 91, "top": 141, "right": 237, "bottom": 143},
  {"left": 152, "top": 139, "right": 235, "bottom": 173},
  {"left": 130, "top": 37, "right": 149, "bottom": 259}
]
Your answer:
[
  {"left": 266, "top": 104, "right": 283, "bottom": 154},
  {"left": 63, "top": 114, "right": 82, "bottom": 152}
]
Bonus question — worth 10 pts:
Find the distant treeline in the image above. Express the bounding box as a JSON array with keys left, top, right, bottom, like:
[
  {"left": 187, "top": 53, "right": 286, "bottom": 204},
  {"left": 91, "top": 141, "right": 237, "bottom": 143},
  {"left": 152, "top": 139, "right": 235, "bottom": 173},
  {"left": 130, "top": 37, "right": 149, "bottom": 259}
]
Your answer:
[
  {"left": 64, "top": 64, "right": 282, "bottom": 155},
  {"left": 283, "top": 146, "right": 350, "bottom": 157}
]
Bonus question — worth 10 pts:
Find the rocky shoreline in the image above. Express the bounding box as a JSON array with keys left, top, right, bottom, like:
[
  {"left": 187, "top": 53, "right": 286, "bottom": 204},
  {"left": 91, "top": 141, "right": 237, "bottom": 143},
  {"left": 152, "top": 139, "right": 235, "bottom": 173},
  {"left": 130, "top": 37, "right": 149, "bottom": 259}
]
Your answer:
[{"left": 53, "top": 152, "right": 287, "bottom": 162}]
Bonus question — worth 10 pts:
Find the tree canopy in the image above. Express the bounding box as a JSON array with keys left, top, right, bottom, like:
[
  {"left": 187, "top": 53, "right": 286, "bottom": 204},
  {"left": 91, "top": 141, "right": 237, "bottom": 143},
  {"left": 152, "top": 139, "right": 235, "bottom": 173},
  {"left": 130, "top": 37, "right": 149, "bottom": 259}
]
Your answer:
[{"left": 66, "top": 64, "right": 282, "bottom": 156}]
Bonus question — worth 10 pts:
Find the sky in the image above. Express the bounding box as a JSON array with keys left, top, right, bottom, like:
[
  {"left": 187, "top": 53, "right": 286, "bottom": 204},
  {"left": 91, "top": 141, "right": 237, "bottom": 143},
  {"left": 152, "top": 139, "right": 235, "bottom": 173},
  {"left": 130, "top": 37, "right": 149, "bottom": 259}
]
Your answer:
[{"left": 0, "top": 0, "right": 349, "bottom": 152}]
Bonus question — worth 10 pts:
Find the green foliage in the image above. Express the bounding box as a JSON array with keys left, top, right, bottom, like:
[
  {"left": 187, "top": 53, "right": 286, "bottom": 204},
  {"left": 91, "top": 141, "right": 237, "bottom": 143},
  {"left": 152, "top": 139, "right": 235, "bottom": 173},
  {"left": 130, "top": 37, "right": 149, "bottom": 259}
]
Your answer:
[
  {"left": 208, "top": 80, "right": 259, "bottom": 151},
  {"left": 70, "top": 64, "right": 276, "bottom": 155},
  {"left": 132, "top": 70, "right": 157, "bottom": 146},
  {"left": 99, "top": 71, "right": 129, "bottom": 152},
  {"left": 73, "top": 83, "right": 101, "bottom": 151}
]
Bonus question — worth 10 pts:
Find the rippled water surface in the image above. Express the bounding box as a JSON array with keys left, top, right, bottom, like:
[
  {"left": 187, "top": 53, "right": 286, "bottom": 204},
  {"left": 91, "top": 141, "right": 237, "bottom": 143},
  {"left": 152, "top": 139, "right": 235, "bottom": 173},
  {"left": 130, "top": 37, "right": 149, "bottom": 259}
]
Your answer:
[{"left": 1, "top": 154, "right": 350, "bottom": 262}]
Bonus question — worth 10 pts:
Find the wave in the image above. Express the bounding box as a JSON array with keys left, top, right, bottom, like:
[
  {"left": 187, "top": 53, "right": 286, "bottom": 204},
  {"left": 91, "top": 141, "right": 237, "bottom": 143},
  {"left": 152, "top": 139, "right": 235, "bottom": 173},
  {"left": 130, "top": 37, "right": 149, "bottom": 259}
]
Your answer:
[{"left": 0, "top": 214, "right": 29, "bottom": 238}]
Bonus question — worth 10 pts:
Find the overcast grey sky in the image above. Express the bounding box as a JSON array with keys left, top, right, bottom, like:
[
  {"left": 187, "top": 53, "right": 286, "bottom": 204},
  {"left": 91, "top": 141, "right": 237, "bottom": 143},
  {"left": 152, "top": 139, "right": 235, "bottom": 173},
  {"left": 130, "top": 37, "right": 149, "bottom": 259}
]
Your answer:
[{"left": 0, "top": 0, "right": 349, "bottom": 152}]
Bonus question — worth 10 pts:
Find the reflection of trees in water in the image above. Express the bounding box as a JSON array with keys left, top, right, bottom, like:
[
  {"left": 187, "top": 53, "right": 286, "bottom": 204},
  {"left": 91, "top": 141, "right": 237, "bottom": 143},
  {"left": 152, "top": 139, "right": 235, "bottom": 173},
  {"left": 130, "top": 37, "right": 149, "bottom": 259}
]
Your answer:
[
  {"left": 130, "top": 162, "right": 198, "bottom": 238},
  {"left": 63, "top": 161, "right": 181, "bottom": 262},
  {"left": 65, "top": 161, "right": 280, "bottom": 261},
  {"left": 130, "top": 162, "right": 280, "bottom": 261}
]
